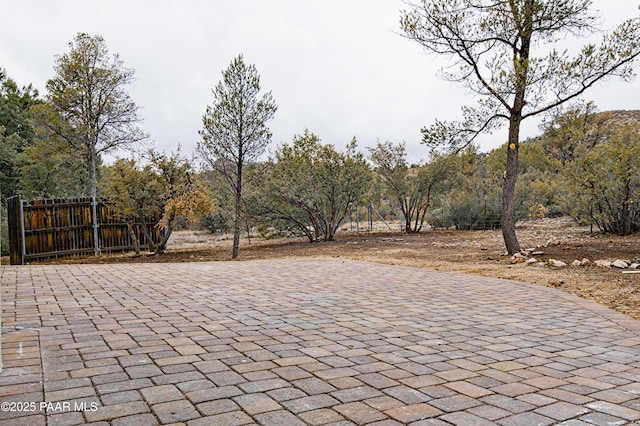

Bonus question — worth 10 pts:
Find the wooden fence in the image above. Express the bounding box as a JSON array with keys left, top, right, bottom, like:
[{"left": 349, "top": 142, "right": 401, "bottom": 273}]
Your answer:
[{"left": 7, "top": 195, "right": 163, "bottom": 265}]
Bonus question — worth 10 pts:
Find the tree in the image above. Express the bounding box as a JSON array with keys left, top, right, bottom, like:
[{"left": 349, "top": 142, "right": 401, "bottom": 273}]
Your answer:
[
  {"left": 100, "top": 149, "right": 214, "bottom": 254},
  {"left": 260, "top": 131, "right": 371, "bottom": 242},
  {"left": 258, "top": 133, "right": 325, "bottom": 242},
  {"left": 198, "top": 54, "right": 277, "bottom": 259},
  {"left": 569, "top": 125, "right": 640, "bottom": 234},
  {"left": 100, "top": 159, "right": 162, "bottom": 255},
  {"left": 44, "top": 33, "right": 147, "bottom": 198},
  {"left": 150, "top": 149, "right": 214, "bottom": 252},
  {"left": 402, "top": 0, "right": 640, "bottom": 254},
  {"left": 0, "top": 70, "right": 40, "bottom": 256},
  {"left": 19, "top": 133, "right": 89, "bottom": 199},
  {"left": 42, "top": 33, "right": 147, "bottom": 252},
  {"left": 0, "top": 127, "right": 22, "bottom": 199},
  {"left": 369, "top": 141, "right": 457, "bottom": 233},
  {"left": 368, "top": 141, "right": 415, "bottom": 232},
  {"left": 541, "top": 105, "right": 640, "bottom": 234},
  {"left": 428, "top": 146, "right": 503, "bottom": 230},
  {"left": 199, "top": 169, "right": 234, "bottom": 234},
  {"left": 539, "top": 101, "right": 606, "bottom": 166},
  {"left": 486, "top": 138, "right": 561, "bottom": 219},
  {"left": 416, "top": 151, "right": 461, "bottom": 230},
  {"left": 0, "top": 70, "right": 41, "bottom": 200}
]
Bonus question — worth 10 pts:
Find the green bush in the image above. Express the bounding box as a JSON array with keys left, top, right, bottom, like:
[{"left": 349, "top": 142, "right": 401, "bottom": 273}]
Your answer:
[
  {"left": 426, "top": 206, "right": 453, "bottom": 229},
  {"left": 449, "top": 197, "right": 501, "bottom": 230},
  {"left": 199, "top": 211, "right": 231, "bottom": 234},
  {"left": 427, "top": 193, "right": 501, "bottom": 230},
  {"left": 566, "top": 126, "right": 640, "bottom": 235}
]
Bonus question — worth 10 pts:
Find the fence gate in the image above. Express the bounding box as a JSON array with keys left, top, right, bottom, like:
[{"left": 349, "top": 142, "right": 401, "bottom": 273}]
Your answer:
[{"left": 6, "top": 195, "right": 163, "bottom": 265}]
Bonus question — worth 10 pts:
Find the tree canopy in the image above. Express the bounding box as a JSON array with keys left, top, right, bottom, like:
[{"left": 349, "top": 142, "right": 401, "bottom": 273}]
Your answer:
[
  {"left": 0, "top": 70, "right": 41, "bottom": 200},
  {"left": 100, "top": 148, "right": 214, "bottom": 254},
  {"left": 42, "top": 32, "right": 147, "bottom": 199},
  {"left": 260, "top": 131, "right": 371, "bottom": 242},
  {"left": 198, "top": 54, "right": 277, "bottom": 258},
  {"left": 369, "top": 141, "right": 456, "bottom": 233}
]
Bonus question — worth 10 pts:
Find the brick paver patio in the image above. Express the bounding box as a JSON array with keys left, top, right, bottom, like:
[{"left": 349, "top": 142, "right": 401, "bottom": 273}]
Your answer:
[{"left": 2, "top": 259, "right": 640, "bottom": 425}]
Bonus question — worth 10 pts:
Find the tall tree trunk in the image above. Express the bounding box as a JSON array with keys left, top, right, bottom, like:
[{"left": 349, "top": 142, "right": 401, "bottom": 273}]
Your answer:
[
  {"left": 502, "top": 117, "right": 522, "bottom": 255},
  {"left": 501, "top": 3, "right": 531, "bottom": 255},
  {"left": 402, "top": 198, "right": 412, "bottom": 233},
  {"left": 127, "top": 223, "right": 141, "bottom": 256},
  {"left": 232, "top": 161, "right": 242, "bottom": 259},
  {"left": 142, "top": 223, "right": 157, "bottom": 252},
  {"left": 232, "top": 192, "right": 241, "bottom": 258},
  {"left": 155, "top": 224, "right": 173, "bottom": 253}
]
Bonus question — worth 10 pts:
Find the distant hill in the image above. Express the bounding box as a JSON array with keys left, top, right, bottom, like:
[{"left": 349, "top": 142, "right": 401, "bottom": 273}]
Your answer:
[
  {"left": 604, "top": 109, "right": 640, "bottom": 126},
  {"left": 596, "top": 109, "right": 640, "bottom": 132},
  {"left": 527, "top": 109, "right": 640, "bottom": 148}
]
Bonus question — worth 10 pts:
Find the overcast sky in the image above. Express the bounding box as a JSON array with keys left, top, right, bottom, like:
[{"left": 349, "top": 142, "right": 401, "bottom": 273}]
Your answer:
[{"left": 1, "top": 1, "right": 639, "bottom": 164}]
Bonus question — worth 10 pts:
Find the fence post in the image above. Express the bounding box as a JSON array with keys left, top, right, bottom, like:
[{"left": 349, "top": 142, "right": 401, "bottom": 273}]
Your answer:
[
  {"left": 19, "top": 198, "right": 25, "bottom": 260},
  {"left": 368, "top": 203, "right": 373, "bottom": 231},
  {"left": 7, "top": 195, "right": 24, "bottom": 265},
  {"left": 91, "top": 197, "right": 101, "bottom": 255}
]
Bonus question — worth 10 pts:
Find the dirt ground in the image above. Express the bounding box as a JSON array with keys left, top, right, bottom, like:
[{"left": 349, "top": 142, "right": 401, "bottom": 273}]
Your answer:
[{"left": 7, "top": 218, "right": 640, "bottom": 320}]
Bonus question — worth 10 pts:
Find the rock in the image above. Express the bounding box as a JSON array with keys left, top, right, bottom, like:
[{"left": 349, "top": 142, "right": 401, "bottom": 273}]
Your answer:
[
  {"left": 546, "top": 238, "right": 561, "bottom": 247},
  {"left": 572, "top": 260, "right": 581, "bottom": 267},
  {"left": 630, "top": 263, "right": 640, "bottom": 270},
  {"left": 526, "top": 258, "right": 538, "bottom": 265},
  {"left": 595, "top": 260, "right": 612, "bottom": 268},
  {"left": 549, "top": 259, "right": 567, "bottom": 268},
  {"left": 613, "top": 259, "right": 629, "bottom": 269},
  {"left": 580, "top": 258, "right": 591, "bottom": 267},
  {"left": 511, "top": 254, "right": 526, "bottom": 264},
  {"left": 532, "top": 251, "right": 544, "bottom": 256}
]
